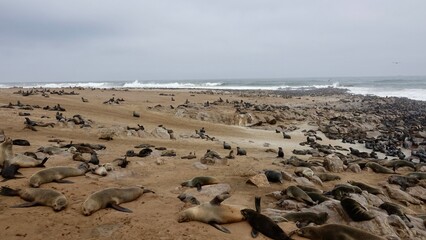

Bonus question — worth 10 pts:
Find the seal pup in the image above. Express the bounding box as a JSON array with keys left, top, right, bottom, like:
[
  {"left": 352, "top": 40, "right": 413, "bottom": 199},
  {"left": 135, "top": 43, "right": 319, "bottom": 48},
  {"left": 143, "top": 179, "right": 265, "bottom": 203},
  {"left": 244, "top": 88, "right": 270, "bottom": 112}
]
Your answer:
[
  {"left": 291, "top": 223, "right": 386, "bottom": 240},
  {"left": 347, "top": 181, "right": 384, "bottom": 195},
  {"left": 0, "top": 186, "right": 67, "bottom": 211},
  {"left": 9, "top": 154, "right": 48, "bottom": 168},
  {"left": 181, "top": 176, "right": 219, "bottom": 191},
  {"left": 236, "top": 147, "right": 247, "bottom": 155},
  {"left": 388, "top": 175, "right": 419, "bottom": 190},
  {"left": 340, "top": 197, "right": 375, "bottom": 221},
  {"left": 113, "top": 156, "right": 130, "bottom": 168},
  {"left": 1, "top": 164, "right": 23, "bottom": 181},
  {"left": 365, "top": 162, "right": 394, "bottom": 174},
  {"left": 264, "top": 170, "right": 284, "bottom": 183},
  {"left": 277, "top": 147, "right": 284, "bottom": 158},
  {"left": 379, "top": 202, "right": 413, "bottom": 228},
  {"left": 82, "top": 186, "right": 154, "bottom": 216},
  {"left": 29, "top": 162, "right": 90, "bottom": 187},
  {"left": 241, "top": 196, "right": 292, "bottom": 240},
  {"left": 177, "top": 192, "right": 246, "bottom": 233},
  {"left": 223, "top": 141, "right": 231, "bottom": 150},
  {"left": 282, "top": 186, "right": 315, "bottom": 205},
  {"left": 12, "top": 139, "right": 30, "bottom": 146}
]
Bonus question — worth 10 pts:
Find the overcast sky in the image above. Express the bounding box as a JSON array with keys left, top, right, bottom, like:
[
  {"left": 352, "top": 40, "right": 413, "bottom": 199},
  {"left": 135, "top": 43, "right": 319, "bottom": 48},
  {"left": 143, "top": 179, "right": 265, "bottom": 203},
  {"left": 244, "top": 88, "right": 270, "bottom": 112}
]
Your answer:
[{"left": 0, "top": 1, "right": 425, "bottom": 83}]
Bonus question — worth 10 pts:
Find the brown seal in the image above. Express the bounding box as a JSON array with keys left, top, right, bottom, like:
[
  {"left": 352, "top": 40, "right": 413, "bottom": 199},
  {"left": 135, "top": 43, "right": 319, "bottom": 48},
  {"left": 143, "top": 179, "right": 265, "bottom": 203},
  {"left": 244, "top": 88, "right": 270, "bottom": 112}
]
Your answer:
[
  {"left": 282, "top": 185, "right": 315, "bottom": 205},
  {"left": 29, "top": 162, "right": 89, "bottom": 187},
  {"left": 177, "top": 192, "right": 245, "bottom": 233},
  {"left": 181, "top": 176, "right": 219, "bottom": 191},
  {"left": 82, "top": 186, "right": 154, "bottom": 216},
  {"left": 340, "top": 197, "right": 375, "bottom": 222},
  {"left": 0, "top": 137, "right": 13, "bottom": 167},
  {"left": 291, "top": 223, "right": 385, "bottom": 240},
  {"left": 0, "top": 186, "right": 67, "bottom": 211}
]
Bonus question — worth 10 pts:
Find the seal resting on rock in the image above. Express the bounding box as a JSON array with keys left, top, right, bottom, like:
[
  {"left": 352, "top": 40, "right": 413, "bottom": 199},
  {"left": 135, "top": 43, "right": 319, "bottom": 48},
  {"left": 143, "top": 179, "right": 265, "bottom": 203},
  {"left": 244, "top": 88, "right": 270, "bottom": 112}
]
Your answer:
[
  {"left": 340, "top": 197, "right": 375, "bottom": 222},
  {"left": 29, "top": 162, "right": 90, "bottom": 187},
  {"left": 290, "top": 223, "right": 385, "bottom": 240},
  {"left": 0, "top": 186, "right": 67, "bottom": 211},
  {"left": 177, "top": 192, "right": 245, "bottom": 233},
  {"left": 82, "top": 186, "right": 154, "bottom": 216}
]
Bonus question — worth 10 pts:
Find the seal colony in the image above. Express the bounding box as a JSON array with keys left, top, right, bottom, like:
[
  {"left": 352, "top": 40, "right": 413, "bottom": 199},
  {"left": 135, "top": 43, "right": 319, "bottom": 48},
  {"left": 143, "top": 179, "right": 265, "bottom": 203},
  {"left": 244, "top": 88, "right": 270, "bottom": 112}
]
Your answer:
[{"left": 0, "top": 87, "right": 426, "bottom": 240}]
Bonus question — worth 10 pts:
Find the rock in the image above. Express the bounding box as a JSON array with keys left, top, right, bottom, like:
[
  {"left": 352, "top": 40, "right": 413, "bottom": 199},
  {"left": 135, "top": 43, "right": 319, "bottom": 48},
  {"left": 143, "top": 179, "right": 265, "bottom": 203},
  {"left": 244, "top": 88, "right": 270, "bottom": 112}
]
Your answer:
[
  {"left": 311, "top": 166, "right": 327, "bottom": 173},
  {"left": 383, "top": 185, "right": 422, "bottom": 205},
  {"left": 246, "top": 173, "right": 270, "bottom": 187},
  {"left": 281, "top": 171, "right": 294, "bottom": 181},
  {"left": 151, "top": 127, "right": 170, "bottom": 139},
  {"left": 185, "top": 183, "right": 231, "bottom": 200},
  {"left": 406, "top": 186, "right": 426, "bottom": 201},
  {"left": 276, "top": 199, "right": 306, "bottom": 210},
  {"left": 192, "top": 162, "right": 208, "bottom": 170},
  {"left": 323, "top": 154, "right": 344, "bottom": 172},
  {"left": 294, "top": 177, "right": 316, "bottom": 187},
  {"left": 347, "top": 163, "right": 362, "bottom": 173}
]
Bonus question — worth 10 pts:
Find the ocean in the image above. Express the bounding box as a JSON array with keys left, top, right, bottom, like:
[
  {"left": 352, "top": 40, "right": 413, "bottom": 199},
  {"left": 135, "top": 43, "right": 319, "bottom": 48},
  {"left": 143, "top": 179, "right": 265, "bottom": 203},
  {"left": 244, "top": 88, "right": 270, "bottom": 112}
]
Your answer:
[{"left": 0, "top": 76, "right": 425, "bottom": 101}]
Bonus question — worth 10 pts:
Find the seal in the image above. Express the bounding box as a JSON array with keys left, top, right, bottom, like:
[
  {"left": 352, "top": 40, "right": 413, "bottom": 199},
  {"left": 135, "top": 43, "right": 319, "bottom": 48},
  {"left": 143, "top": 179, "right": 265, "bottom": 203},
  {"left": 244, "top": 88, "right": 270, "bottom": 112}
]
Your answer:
[
  {"left": 296, "top": 185, "right": 322, "bottom": 194},
  {"left": 379, "top": 202, "right": 413, "bottom": 228},
  {"left": 340, "top": 197, "right": 375, "bottom": 222},
  {"left": 277, "top": 147, "right": 284, "bottom": 158},
  {"left": 1, "top": 164, "right": 23, "bottom": 181},
  {"left": 306, "top": 192, "right": 332, "bottom": 203},
  {"left": 241, "top": 209, "right": 291, "bottom": 239},
  {"left": 82, "top": 186, "right": 154, "bottom": 216},
  {"left": 327, "top": 184, "right": 362, "bottom": 200},
  {"left": 264, "top": 170, "right": 284, "bottom": 183},
  {"left": 223, "top": 141, "right": 231, "bottom": 150},
  {"left": 0, "top": 186, "right": 67, "bottom": 211},
  {"left": 9, "top": 154, "right": 48, "bottom": 168},
  {"left": 383, "top": 160, "right": 416, "bottom": 172},
  {"left": 181, "top": 176, "right": 219, "bottom": 191},
  {"left": 177, "top": 192, "right": 245, "bottom": 233},
  {"left": 0, "top": 137, "right": 13, "bottom": 167},
  {"left": 177, "top": 193, "right": 200, "bottom": 205},
  {"left": 282, "top": 186, "right": 315, "bottom": 205},
  {"left": 236, "top": 147, "right": 247, "bottom": 155},
  {"left": 282, "top": 212, "right": 329, "bottom": 227},
  {"left": 316, "top": 173, "right": 341, "bottom": 182},
  {"left": 388, "top": 175, "right": 419, "bottom": 190},
  {"left": 406, "top": 172, "right": 426, "bottom": 180},
  {"left": 291, "top": 223, "right": 386, "bottom": 240},
  {"left": 347, "top": 181, "right": 384, "bottom": 195},
  {"left": 365, "top": 162, "right": 394, "bottom": 174},
  {"left": 29, "top": 162, "right": 90, "bottom": 187}
]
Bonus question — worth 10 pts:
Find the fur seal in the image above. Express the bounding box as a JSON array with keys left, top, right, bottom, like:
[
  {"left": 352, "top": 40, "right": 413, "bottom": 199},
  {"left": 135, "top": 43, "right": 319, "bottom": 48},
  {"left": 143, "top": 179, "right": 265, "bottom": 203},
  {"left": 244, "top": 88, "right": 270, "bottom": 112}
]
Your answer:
[
  {"left": 29, "top": 162, "right": 89, "bottom": 187},
  {"left": 296, "top": 185, "right": 322, "bottom": 194},
  {"left": 406, "top": 172, "right": 426, "bottom": 180},
  {"left": 10, "top": 154, "right": 48, "bottom": 168},
  {"left": 1, "top": 164, "right": 23, "bottom": 181},
  {"left": 316, "top": 173, "right": 341, "bottom": 182},
  {"left": 388, "top": 175, "right": 419, "bottom": 190},
  {"left": 365, "top": 162, "right": 394, "bottom": 174},
  {"left": 379, "top": 202, "right": 413, "bottom": 228},
  {"left": 306, "top": 192, "right": 332, "bottom": 203},
  {"left": 223, "top": 141, "right": 231, "bottom": 150},
  {"left": 277, "top": 147, "right": 284, "bottom": 158},
  {"left": 241, "top": 209, "right": 291, "bottom": 239},
  {"left": 340, "top": 197, "right": 375, "bottom": 221},
  {"left": 383, "top": 160, "right": 416, "bottom": 172},
  {"left": 347, "top": 181, "right": 384, "bottom": 195},
  {"left": 264, "top": 170, "right": 284, "bottom": 183},
  {"left": 291, "top": 223, "right": 386, "bottom": 240},
  {"left": 177, "top": 193, "right": 200, "bottom": 205},
  {"left": 283, "top": 186, "right": 315, "bottom": 205},
  {"left": 0, "top": 137, "right": 13, "bottom": 167},
  {"left": 82, "top": 186, "right": 154, "bottom": 216},
  {"left": 177, "top": 192, "right": 245, "bottom": 233},
  {"left": 181, "top": 176, "right": 219, "bottom": 191},
  {"left": 282, "top": 212, "right": 329, "bottom": 227},
  {"left": 328, "top": 184, "right": 362, "bottom": 200},
  {"left": 12, "top": 139, "right": 30, "bottom": 146},
  {"left": 236, "top": 147, "right": 247, "bottom": 155},
  {"left": 0, "top": 186, "right": 67, "bottom": 211}
]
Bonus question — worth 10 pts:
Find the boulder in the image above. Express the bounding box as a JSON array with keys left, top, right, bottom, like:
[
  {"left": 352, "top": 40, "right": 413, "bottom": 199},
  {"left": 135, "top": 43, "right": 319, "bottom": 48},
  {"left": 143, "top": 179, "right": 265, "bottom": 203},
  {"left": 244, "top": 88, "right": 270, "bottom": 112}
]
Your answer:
[
  {"left": 323, "top": 154, "right": 345, "bottom": 172},
  {"left": 246, "top": 173, "right": 270, "bottom": 187}
]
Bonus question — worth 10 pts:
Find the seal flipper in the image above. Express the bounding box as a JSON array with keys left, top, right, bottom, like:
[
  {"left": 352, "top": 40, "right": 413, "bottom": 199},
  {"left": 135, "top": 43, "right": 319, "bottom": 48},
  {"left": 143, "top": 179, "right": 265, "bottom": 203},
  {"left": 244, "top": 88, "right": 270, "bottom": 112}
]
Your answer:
[
  {"left": 196, "top": 183, "right": 202, "bottom": 191},
  {"left": 208, "top": 221, "right": 231, "bottom": 234},
  {"left": 11, "top": 202, "right": 40, "bottom": 208},
  {"left": 36, "top": 157, "right": 49, "bottom": 167},
  {"left": 55, "top": 179, "right": 74, "bottom": 184},
  {"left": 209, "top": 192, "right": 230, "bottom": 205},
  {"left": 110, "top": 203, "right": 132, "bottom": 213},
  {"left": 251, "top": 229, "right": 259, "bottom": 238}
]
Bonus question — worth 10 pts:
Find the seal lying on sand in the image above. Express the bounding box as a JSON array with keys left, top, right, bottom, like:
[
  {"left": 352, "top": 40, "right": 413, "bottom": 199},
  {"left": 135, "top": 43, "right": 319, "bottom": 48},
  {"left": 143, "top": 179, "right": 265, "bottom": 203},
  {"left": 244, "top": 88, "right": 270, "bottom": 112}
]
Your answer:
[
  {"left": 181, "top": 176, "right": 219, "bottom": 191},
  {"left": 290, "top": 223, "right": 385, "bottom": 240},
  {"left": 241, "top": 196, "right": 292, "bottom": 240},
  {"left": 177, "top": 192, "right": 245, "bottom": 233},
  {"left": 29, "top": 162, "right": 89, "bottom": 187},
  {"left": 10, "top": 154, "right": 48, "bottom": 168},
  {"left": 82, "top": 186, "right": 154, "bottom": 216},
  {"left": 0, "top": 186, "right": 67, "bottom": 211}
]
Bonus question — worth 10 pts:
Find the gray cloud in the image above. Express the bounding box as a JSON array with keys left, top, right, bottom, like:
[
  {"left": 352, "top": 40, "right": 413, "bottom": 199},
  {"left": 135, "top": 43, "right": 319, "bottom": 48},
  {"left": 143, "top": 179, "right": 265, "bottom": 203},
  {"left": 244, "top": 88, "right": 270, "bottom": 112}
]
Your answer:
[{"left": 0, "top": 0, "right": 425, "bottom": 82}]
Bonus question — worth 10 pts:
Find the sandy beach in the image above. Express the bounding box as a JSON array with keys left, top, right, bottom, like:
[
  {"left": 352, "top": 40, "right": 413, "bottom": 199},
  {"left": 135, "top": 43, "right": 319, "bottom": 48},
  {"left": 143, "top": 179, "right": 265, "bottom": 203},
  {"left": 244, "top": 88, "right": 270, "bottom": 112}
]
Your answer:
[{"left": 0, "top": 87, "right": 425, "bottom": 240}]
